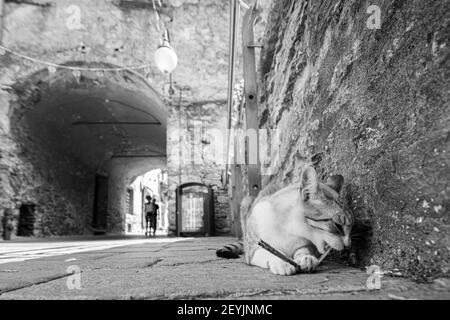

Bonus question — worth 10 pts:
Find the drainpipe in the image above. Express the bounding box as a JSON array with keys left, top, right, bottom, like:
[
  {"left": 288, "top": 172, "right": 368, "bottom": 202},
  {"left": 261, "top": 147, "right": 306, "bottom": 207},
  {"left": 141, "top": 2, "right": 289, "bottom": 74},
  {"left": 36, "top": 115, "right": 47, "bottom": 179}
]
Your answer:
[
  {"left": 225, "top": 0, "right": 239, "bottom": 186},
  {"left": 242, "top": 1, "right": 262, "bottom": 197}
]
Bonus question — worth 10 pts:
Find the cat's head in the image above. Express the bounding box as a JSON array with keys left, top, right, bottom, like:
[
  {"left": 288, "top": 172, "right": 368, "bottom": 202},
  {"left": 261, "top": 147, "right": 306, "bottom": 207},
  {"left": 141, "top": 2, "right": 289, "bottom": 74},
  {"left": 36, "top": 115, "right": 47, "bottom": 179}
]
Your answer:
[{"left": 300, "top": 166, "right": 354, "bottom": 249}]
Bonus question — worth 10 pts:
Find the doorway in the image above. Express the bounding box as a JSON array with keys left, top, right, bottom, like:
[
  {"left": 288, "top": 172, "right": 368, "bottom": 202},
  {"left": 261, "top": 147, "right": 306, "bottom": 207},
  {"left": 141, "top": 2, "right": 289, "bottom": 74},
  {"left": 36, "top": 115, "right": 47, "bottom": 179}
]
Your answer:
[
  {"left": 126, "top": 169, "right": 168, "bottom": 235},
  {"left": 93, "top": 174, "right": 108, "bottom": 234},
  {"left": 17, "top": 204, "right": 36, "bottom": 237},
  {"left": 176, "top": 183, "right": 214, "bottom": 237}
]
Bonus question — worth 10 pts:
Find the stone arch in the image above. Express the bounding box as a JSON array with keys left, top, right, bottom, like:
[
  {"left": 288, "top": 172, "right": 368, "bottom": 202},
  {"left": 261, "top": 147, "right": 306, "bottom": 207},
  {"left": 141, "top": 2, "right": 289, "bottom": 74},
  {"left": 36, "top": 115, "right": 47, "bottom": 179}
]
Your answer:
[{"left": 1, "top": 61, "right": 167, "bottom": 236}]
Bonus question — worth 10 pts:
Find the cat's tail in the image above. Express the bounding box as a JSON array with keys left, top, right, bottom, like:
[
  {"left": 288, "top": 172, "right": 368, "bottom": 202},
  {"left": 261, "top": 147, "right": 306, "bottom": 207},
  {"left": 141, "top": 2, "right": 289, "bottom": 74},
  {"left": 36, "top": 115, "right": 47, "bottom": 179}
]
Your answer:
[
  {"left": 216, "top": 240, "right": 244, "bottom": 259},
  {"left": 216, "top": 195, "right": 256, "bottom": 259}
]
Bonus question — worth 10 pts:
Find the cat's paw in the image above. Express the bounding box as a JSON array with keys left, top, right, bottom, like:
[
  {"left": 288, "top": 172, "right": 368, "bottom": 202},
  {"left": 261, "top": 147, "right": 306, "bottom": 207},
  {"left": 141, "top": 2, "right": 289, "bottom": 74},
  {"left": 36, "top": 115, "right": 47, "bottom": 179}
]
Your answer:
[
  {"left": 295, "top": 254, "right": 318, "bottom": 273},
  {"left": 267, "top": 257, "right": 298, "bottom": 276}
]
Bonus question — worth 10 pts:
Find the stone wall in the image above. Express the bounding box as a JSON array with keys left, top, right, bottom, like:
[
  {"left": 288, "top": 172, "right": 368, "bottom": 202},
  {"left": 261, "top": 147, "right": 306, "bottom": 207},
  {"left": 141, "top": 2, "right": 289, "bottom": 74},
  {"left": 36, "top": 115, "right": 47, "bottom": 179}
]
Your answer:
[
  {"left": 0, "top": 130, "right": 94, "bottom": 237},
  {"left": 0, "top": 73, "right": 96, "bottom": 237},
  {"left": 167, "top": 100, "right": 231, "bottom": 235},
  {"left": 259, "top": 0, "right": 449, "bottom": 280},
  {"left": 0, "top": 0, "right": 235, "bottom": 101}
]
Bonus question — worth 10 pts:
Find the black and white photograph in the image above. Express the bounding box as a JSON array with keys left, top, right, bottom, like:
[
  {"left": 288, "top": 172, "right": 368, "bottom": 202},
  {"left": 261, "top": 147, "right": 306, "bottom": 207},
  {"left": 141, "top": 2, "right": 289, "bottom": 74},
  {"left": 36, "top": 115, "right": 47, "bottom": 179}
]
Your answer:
[{"left": 0, "top": 0, "right": 449, "bottom": 304}]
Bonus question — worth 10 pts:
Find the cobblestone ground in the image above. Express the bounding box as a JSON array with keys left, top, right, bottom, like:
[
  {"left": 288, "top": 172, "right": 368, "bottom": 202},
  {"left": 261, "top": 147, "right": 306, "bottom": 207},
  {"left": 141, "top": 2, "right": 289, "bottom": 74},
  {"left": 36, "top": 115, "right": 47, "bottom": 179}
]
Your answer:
[{"left": 0, "top": 237, "right": 449, "bottom": 300}]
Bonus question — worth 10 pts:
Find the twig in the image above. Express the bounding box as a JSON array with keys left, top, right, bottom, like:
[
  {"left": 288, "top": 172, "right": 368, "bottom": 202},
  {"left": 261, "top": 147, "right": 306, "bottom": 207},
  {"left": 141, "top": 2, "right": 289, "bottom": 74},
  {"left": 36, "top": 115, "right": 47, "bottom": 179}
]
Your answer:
[
  {"left": 258, "top": 239, "right": 333, "bottom": 273},
  {"left": 317, "top": 247, "right": 333, "bottom": 264},
  {"left": 258, "top": 239, "right": 300, "bottom": 271},
  {"left": 5, "top": 0, "right": 52, "bottom": 7}
]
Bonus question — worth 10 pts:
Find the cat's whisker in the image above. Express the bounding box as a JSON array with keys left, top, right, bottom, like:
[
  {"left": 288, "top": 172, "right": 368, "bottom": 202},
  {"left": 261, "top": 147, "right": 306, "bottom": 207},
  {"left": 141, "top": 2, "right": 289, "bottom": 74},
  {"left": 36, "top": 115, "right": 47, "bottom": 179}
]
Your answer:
[{"left": 351, "top": 233, "right": 363, "bottom": 238}]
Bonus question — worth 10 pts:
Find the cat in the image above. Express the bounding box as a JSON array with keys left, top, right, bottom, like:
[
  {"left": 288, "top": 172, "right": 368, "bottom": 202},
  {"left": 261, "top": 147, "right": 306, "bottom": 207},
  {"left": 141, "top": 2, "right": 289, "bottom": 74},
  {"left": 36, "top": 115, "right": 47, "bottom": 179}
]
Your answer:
[{"left": 217, "top": 166, "right": 354, "bottom": 275}]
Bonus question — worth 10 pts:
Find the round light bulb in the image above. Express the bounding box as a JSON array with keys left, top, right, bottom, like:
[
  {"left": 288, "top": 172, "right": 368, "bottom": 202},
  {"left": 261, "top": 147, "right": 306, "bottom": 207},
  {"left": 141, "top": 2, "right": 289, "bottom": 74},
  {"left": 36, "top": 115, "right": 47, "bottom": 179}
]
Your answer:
[{"left": 154, "top": 41, "right": 178, "bottom": 74}]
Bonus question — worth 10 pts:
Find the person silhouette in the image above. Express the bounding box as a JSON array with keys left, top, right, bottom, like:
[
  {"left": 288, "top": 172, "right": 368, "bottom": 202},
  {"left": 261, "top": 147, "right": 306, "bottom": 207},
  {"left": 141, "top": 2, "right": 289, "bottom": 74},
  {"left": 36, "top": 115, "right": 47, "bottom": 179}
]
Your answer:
[
  {"left": 144, "top": 196, "right": 153, "bottom": 237},
  {"left": 150, "top": 198, "right": 159, "bottom": 237}
]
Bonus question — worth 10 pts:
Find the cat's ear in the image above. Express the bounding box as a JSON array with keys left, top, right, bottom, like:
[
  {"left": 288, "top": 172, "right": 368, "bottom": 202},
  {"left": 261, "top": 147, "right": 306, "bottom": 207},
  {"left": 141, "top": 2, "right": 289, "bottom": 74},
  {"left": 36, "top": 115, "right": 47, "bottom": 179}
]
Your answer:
[
  {"left": 326, "top": 175, "right": 344, "bottom": 194},
  {"left": 300, "top": 166, "right": 319, "bottom": 201}
]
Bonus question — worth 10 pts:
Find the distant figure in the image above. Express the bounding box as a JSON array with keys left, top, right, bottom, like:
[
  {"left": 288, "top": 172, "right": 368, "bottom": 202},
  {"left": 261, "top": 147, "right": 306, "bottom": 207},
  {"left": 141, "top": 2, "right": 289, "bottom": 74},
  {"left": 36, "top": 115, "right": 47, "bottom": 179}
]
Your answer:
[
  {"left": 150, "top": 199, "right": 159, "bottom": 237},
  {"left": 144, "top": 196, "right": 154, "bottom": 237}
]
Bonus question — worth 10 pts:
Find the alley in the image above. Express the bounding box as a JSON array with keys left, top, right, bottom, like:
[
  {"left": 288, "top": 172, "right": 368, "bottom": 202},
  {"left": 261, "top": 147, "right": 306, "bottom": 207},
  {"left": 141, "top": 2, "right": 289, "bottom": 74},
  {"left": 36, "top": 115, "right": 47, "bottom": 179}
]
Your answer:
[
  {"left": 0, "top": 237, "right": 448, "bottom": 300},
  {"left": 0, "top": 0, "right": 448, "bottom": 302},
  {"left": 0, "top": 235, "right": 186, "bottom": 264}
]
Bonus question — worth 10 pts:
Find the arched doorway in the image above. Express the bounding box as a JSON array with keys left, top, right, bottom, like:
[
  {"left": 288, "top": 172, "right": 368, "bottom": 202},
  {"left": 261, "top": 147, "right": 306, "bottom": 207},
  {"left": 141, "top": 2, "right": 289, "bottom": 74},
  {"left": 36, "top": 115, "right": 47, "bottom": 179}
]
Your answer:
[
  {"left": 126, "top": 169, "right": 169, "bottom": 236},
  {"left": 176, "top": 182, "right": 214, "bottom": 237},
  {"left": 8, "top": 62, "right": 167, "bottom": 236}
]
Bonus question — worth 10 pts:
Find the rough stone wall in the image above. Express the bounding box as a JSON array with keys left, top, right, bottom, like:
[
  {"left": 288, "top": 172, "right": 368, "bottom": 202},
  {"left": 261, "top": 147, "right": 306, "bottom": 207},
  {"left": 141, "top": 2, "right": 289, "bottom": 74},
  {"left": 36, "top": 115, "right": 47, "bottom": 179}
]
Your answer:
[
  {"left": 0, "top": 131, "right": 94, "bottom": 237},
  {"left": 0, "top": 74, "right": 96, "bottom": 237},
  {"left": 167, "top": 101, "right": 231, "bottom": 235},
  {"left": 9, "top": 138, "right": 94, "bottom": 237},
  {"left": 260, "top": 0, "right": 449, "bottom": 280},
  {"left": 1, "top": 0, "right": 234, "bottom": 101}
]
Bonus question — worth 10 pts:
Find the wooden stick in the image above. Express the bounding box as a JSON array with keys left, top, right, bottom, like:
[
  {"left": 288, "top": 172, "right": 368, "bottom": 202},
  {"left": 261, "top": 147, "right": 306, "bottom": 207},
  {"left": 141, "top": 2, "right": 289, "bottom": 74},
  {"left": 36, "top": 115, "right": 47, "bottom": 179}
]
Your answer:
[
  {"left": 258, "top": 239, "right": 332, "bottom": 272},
  {"left": 258, "top": 239, "right": 300, "bottom": 271},
  {"left": 318, "top": 247, "right": 333, "bottom": 265}
]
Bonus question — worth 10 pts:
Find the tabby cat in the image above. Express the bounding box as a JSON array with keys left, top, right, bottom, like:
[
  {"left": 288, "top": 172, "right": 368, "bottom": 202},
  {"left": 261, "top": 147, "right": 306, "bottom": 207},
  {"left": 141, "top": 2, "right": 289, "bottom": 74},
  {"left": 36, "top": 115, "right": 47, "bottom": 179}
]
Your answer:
[{"left": 217, "top": 166, "right": 353, "bottom": 275}]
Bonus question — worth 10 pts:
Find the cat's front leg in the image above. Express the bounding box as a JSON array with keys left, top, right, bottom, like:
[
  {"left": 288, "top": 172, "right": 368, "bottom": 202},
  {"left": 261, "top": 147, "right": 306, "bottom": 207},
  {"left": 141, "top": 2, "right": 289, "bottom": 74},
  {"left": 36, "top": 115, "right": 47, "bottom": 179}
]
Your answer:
[
  {"left": 293, "top": 246, "right": 318, "bottom": 273},
  {"left": 251, "top": 248, "right": 297, "bottom": 276}
]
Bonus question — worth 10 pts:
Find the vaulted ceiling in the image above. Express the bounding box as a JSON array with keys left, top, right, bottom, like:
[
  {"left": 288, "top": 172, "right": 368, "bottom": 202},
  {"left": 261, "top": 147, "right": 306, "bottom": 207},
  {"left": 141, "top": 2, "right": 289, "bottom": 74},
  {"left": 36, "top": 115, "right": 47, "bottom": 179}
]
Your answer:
[{"left": 13, "top": 66, "right": 166, "bottom": 172}]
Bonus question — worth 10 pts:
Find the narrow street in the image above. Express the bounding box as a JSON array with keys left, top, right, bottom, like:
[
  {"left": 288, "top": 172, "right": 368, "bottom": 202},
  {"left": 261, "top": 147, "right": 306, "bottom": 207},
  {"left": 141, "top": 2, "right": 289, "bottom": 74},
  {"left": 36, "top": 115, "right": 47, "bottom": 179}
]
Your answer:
[
  {"left": 0, "top": 235, "right": 185, "bottom": 264},
  {"left": 1, "top": 237, "right": 448, "bottom": 300}
]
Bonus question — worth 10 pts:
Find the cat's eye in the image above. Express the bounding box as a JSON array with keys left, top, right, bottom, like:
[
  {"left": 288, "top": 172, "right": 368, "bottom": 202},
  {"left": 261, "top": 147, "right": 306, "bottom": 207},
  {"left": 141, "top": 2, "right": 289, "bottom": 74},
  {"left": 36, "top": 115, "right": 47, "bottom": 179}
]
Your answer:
[{"left": 334, "top": 223, "right": 345, "bottom": 236}]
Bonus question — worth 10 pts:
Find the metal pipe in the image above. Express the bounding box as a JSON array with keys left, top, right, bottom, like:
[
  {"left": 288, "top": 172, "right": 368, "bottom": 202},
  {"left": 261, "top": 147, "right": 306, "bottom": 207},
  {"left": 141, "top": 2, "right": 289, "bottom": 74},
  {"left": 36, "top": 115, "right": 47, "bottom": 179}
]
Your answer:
[
  {"left": 225, "top": 0, "right": 239, "bottom": 186},
  {"left": 242, "top": 1, "right": 262, "bottom": 197}
]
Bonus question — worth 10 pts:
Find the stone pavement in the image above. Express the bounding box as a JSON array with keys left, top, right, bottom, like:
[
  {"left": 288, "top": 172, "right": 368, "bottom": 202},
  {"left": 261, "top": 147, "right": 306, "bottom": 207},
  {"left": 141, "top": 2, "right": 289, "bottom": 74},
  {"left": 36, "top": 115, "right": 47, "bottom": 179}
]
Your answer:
[{"left": 0, "top": 237, "right": 449, "bottom": 300}]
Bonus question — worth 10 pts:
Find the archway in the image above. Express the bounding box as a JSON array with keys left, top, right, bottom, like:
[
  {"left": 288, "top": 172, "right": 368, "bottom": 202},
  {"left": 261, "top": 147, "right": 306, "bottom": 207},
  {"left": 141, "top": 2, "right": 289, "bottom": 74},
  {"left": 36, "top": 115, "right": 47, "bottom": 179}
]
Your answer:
[
  {"left": 8, "top": 62, "right": 167, "bottom": 236},
  {"left": 127, "top": 168, "right": 168, "bottom": 236}
]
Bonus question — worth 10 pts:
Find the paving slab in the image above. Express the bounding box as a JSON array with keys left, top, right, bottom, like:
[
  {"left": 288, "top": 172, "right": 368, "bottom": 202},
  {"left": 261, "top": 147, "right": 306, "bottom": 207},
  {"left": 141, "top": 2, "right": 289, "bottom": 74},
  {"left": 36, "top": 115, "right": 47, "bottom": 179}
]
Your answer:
[{"left": 0, "top": 237, "right": 448, "bottom": 300}]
